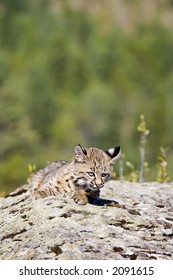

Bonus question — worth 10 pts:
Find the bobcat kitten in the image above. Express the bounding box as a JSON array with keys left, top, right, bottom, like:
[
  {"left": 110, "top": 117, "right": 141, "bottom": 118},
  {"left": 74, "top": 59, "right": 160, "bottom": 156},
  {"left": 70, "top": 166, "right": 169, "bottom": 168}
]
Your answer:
[{"left": 30, "top": 145, "right": 121, "bottom": 205}]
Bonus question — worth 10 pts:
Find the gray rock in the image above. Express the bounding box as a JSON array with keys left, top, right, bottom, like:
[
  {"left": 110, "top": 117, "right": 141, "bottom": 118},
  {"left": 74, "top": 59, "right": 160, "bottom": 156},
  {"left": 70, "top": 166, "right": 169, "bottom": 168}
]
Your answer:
[{"left": 0, "top": 181, "right": 173, "bottom": 260}]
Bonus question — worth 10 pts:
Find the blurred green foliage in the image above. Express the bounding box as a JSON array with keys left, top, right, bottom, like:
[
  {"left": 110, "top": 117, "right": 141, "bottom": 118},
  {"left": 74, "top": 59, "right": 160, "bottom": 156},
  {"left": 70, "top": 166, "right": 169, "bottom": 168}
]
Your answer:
[{"left": 0, "top": 0, "right": 173, "bottom": 193}]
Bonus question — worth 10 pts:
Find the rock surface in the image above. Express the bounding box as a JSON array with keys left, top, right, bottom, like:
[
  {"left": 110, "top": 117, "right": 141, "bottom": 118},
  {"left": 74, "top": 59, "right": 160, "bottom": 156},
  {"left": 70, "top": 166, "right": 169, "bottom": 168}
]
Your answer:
[{"left": 0, "top": 180, "right": 173, "bottom": 260}]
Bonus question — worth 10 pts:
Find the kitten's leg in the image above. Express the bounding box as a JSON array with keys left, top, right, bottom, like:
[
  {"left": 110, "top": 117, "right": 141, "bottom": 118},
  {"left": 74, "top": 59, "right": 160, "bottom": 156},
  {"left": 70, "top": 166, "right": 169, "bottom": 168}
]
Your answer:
[
  {"left": 31, "top": 184, "right": 60, "bottom": 199},
  {"left": 72, "top": 189, "right": 89, "bottom": 205},
  {"left": 31, "top": 187, "right": 50, "bottom": 199}
]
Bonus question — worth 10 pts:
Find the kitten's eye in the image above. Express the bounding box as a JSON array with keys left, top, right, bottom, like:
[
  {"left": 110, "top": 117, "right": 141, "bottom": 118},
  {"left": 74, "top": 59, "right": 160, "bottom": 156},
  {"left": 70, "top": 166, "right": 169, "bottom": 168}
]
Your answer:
[
  {"left": 87, "top": 171, "right": 95, "bottom": 177},
  {"left": 101, "top": 173, "right": 108, "bottom": 178}
]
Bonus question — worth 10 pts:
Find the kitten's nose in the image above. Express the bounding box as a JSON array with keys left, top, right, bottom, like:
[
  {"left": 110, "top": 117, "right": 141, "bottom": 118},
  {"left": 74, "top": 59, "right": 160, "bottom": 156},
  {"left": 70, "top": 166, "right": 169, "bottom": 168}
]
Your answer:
[{"left": 91, "top": 183, "right": 104, "bottom": 190}]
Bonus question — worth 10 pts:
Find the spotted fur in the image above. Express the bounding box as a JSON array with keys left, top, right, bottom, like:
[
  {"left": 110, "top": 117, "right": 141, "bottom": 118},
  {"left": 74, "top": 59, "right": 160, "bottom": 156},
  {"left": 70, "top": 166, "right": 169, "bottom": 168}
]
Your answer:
[{"left": 30, "top": 145, "right": 121, "bottom": 204}]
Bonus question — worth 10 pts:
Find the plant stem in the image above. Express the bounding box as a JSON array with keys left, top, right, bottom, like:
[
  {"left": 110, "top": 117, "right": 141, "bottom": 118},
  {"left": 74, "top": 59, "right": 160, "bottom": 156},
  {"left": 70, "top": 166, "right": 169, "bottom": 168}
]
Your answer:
[{"left": 139, "top": 136, "right": 145, "bottom": 183}]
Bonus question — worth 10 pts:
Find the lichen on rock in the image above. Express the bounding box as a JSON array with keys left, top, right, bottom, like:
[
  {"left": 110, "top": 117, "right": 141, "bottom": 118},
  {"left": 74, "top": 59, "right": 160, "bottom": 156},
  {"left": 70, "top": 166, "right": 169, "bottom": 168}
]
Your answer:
[{"left": 0, "top": 181, "right": 173, "bottom": 260}]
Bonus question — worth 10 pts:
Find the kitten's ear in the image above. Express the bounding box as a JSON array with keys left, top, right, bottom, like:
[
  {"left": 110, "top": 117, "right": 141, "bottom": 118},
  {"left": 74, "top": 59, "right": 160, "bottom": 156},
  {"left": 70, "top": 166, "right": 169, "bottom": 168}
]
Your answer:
[
  {"left": 105, "top": 146, "right": 121, "bottom": 163},
  {"left": 74, "top": 144, "right": 87, "bottom": 162}
]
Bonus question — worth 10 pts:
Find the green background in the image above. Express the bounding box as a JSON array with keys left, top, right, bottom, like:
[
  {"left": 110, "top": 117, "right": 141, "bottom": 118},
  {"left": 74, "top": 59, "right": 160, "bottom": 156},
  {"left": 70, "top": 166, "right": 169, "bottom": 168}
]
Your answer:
[{"left": 0, "top": 0, "right": 173, "bottom": 193}]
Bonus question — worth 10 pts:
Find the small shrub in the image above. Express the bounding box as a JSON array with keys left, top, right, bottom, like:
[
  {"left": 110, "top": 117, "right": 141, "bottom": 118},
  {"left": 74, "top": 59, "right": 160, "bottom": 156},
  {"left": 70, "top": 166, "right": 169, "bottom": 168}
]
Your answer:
[
  {"left": 157, "top": 147, "right": 170, "bottom": 183},
  {"left": 137, "top": 114, "right": 150, "bottom": 183}
]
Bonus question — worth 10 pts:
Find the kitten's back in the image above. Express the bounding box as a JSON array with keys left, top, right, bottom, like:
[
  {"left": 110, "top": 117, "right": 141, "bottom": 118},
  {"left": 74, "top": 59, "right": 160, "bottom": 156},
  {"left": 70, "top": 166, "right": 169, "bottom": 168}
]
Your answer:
[{"left": 29, "top": 160, "right": 69, "bottom": 189}]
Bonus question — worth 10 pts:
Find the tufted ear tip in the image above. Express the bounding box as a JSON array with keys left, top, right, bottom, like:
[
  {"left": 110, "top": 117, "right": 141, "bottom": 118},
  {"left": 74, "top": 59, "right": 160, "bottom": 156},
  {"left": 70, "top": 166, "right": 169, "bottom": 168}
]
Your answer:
[
  {"left": 105, "top": 146, "right": 121, "bottom": 162},
  {"left": 74, "top": 144, "right": 87, "bottom": 163},
  {"left": 75, "top": 144, "right": 87, "bottom": 156}
]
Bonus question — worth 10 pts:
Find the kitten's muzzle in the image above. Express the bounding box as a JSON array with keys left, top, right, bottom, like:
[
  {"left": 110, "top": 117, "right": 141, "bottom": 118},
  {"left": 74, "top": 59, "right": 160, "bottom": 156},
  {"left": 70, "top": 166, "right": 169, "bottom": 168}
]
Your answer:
[{"left": 89, "top": 183, "right": 104, "bottom": 191}]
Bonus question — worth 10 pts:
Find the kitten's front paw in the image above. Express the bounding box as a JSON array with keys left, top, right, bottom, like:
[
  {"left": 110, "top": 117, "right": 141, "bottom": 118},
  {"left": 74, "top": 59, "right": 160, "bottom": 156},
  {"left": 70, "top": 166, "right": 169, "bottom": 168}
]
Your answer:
[{"left": 72, "top": 193, "right": 88, "bottom": 205}]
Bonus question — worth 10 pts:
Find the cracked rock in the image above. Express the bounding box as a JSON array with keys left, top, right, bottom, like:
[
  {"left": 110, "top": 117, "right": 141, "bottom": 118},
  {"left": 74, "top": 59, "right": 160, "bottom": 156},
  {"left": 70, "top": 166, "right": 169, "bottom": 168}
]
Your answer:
[{"left": 0, "top": 180, "right": 173, "bottom": 260}]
